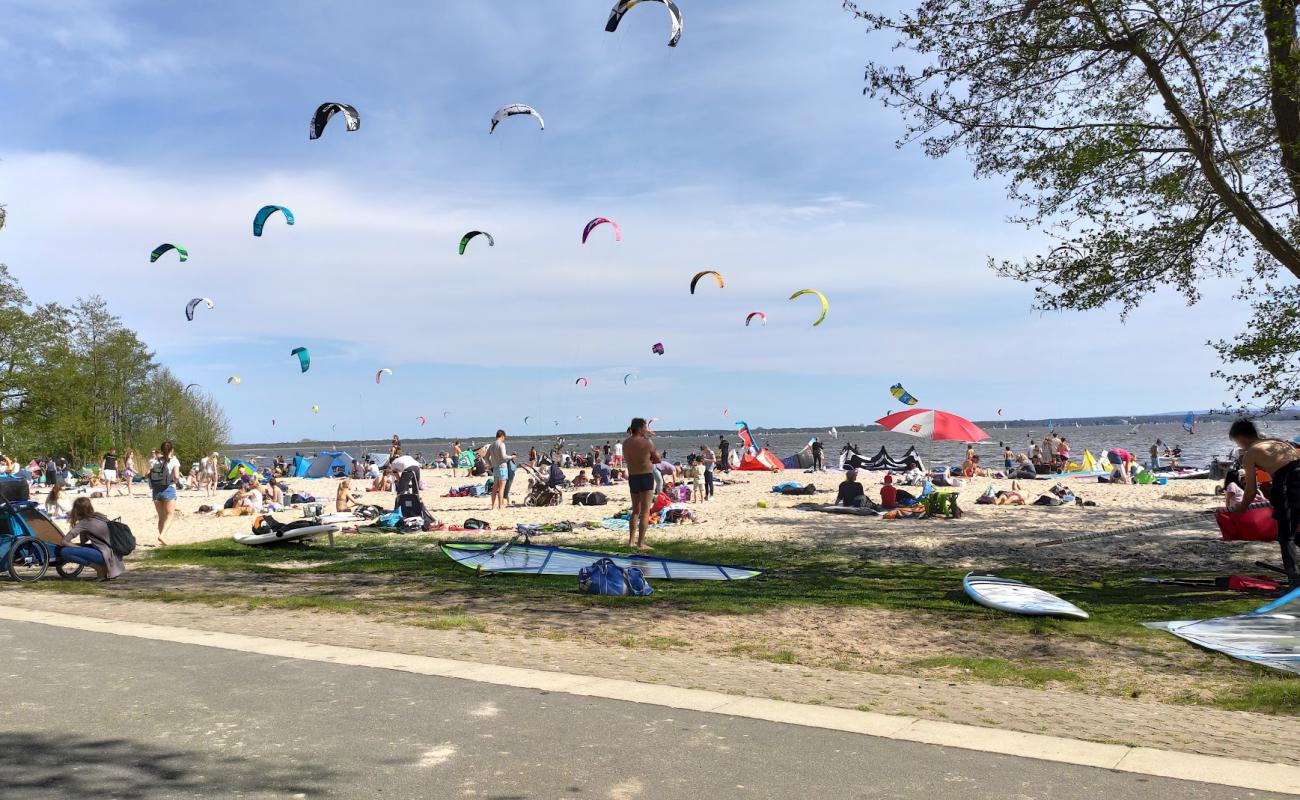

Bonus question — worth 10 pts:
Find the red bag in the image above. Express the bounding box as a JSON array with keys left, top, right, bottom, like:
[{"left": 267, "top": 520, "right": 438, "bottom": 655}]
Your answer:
[
  {"left": 1216, "top": 506, "right": 1277, "bottom": 542},
  {"left": 1227, "top": 575, "right": 1281, "bottom": 592}
]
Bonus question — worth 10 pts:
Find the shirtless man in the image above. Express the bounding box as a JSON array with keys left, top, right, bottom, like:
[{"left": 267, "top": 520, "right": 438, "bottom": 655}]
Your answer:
[
  {"left": 622, "top": 417, "right": 660, "bottom": 551},
  {"left": 1229, "top": 419, "right": 1300, "bottom": 584}
]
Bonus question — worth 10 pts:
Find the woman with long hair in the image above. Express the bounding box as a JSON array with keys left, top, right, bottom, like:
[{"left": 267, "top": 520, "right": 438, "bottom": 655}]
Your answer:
[
  {"left": 150, "top": 440, "right": 181, "bottom": 545},
  {"left": 120, "top": 448, "right": 137, "bottom": 497},
  {"left": 62, "top": 497, "right": 125, "bottom": 580}
]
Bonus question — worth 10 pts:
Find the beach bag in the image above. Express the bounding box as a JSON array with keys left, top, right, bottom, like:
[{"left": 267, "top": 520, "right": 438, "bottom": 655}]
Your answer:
[
  {"left": 571, "top": 491, "right": 608, "bottom": 506},
  {"left": 104, "top": 518, "right": 136, "bottom": 557},
  {"left": 148, "top": 459, "right": 172, "bottom": 491},
  {"left": 1033, "top": 494, "right": 1063, "bottom": 506},
  {"left": 463, "top": 518, "right": 490, "bottom": 530},
  {"left": 1216, "top": 506, "right": 1276, "bottom": 542},
  {"left": 289, "top": 492, "right": 316, "bottom": 504},
  {"left": 578, "top": 558, "right": 652, "bottom": 597}
]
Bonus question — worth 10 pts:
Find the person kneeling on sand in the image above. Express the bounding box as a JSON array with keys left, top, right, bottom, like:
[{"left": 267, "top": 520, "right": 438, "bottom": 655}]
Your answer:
[{"left": 61, "top": 497, "right": 125, "bottom": 581}]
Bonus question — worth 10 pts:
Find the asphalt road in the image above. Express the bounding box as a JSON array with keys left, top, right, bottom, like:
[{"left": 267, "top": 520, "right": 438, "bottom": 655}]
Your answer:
[{"left": 0, "top": 619, "right": 1282, "bottom": 799}]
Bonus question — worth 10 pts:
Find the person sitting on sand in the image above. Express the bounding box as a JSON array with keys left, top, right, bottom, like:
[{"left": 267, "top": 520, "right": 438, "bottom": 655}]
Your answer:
[
  {"left": 44, "top": 483, "right": 69, "bottom": 518},
  {"left": 336, "top": 478, "right": 358, "bottom": 512},
  {"left": 1012, "top": 454, "right": 1038, "bottom": 480},
  {"left": 572, "top": 469, "right": 590, "bottom": 488},
  {"left": 263, "top": 475, "right": 284, "bottom": 507},
  {"left": 60, "top": 497, "right": 124, "bottom": 581},
  {"left": 835, "top": 470, "right": 870, "bottom": 508},
  {"left": 547, "top": 462, "right": 566, "bottom": 488},
  {"left": 879, "top": 473, "right": 898, "bottom": 510}
]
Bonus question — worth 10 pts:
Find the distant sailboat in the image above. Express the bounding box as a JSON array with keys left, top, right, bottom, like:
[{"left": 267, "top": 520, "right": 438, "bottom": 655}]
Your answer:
[{"left": 1129, "top": 424, "right": 1140, "bottom": 435}]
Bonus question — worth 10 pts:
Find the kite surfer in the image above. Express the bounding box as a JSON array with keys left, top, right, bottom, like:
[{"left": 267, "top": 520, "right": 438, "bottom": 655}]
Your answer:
[
  {"left": 1228, "top": 419, "right": 1300, "bottom": 585},
  {"left": 623, "top": 417, "right": 660, "bottom": 551}
]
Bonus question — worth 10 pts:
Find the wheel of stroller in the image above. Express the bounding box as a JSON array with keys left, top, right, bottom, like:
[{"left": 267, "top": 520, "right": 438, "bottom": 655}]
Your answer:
[
  {"left": 6, "top": 536, "right": 49, "bottom": 583},
  {"left": 56, "top": 560, "right": 85, "bottom": 579}
]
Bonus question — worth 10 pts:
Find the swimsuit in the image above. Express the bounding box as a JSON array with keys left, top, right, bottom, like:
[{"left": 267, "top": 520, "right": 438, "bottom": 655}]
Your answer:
[
  {"left": 1270, "top": 460, "right": 1300, "bottom": 579},
  {"left": 628, "top": 472, "right": 654, "bottom": 494}
]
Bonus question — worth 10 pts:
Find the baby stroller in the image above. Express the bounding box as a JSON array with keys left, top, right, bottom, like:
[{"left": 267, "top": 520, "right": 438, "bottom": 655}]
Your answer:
[{"left": 521, "top": 464, "right": 562, "bottom": 507}]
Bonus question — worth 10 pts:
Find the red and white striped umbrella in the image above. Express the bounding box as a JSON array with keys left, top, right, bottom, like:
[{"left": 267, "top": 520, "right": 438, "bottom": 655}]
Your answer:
[{"left": 875, "top": 408, "right": 990, "bottom": 442}]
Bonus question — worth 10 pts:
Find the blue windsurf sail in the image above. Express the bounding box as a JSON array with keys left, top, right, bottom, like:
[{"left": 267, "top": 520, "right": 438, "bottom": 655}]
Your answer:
[{"left": 441, "top": 541, "right": 762, "bottom": 581}]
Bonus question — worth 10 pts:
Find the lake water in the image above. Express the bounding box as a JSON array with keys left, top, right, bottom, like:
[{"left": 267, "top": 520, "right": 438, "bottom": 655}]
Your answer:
[{"left": 230, "top": 418, "right": 1300, "bottom": 470}]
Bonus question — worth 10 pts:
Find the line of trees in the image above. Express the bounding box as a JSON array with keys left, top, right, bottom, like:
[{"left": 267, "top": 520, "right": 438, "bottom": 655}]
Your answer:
[{"left": 0, "top": 263, "right": 228, "bottom": 466}]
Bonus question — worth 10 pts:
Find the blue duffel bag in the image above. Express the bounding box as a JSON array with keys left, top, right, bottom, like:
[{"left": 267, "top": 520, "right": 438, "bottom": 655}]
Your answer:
[{"left": 578, "top": 558, "right": 652, "bottom": 597}]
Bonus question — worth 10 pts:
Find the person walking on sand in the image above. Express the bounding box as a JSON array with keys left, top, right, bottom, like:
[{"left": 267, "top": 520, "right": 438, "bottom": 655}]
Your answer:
[
  {"left": 622, "top": 418, "right": 660, "bottom": 551},
  {"left": 149, "top": 441, "right": 181, "bottom": 545},
  {"left": 1228, "top": 419, "right": 1300, "bottom": 585},
  {"left": 120, "top": 448, "right": 137, "bottom": 497},
  {"left": 484, "top": 430, "right": 512, "bottom": 511},
  {"left": 100, "top": 447, "right": 119, "bottom": 496}
]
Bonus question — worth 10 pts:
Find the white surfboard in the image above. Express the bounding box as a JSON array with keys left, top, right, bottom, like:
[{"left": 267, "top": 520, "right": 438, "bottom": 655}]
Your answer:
[
  {"left": 234, "top": 522, "right": 339, "bottom": 547},
  {"left": 963, "top": 573, "right": 1089, "bottom": 619}
]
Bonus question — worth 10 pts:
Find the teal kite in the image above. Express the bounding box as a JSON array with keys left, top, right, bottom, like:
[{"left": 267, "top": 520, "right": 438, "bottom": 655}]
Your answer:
[
  {"left": 151, "top": 243, "right": 188, "bottom": 263},
  {"left": 253, "top": 205, "right": 294, "bottom": 237},
  {"left": 291, "top": 346, "right": 311, "bottom": 373}
]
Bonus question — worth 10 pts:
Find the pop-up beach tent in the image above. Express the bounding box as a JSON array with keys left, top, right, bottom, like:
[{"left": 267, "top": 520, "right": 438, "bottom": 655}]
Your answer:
[
  {"left": 304, "top": 451, "right": 354, "bottom": 478},
  {"left": 733, "top": 420, "right": 783, "bottom": 472},
  {"left": 291, "top": 455, "right": 312, "bottom": 477}
]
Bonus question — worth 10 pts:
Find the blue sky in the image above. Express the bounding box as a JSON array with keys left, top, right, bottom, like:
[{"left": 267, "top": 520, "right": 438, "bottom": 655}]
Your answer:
[{"left": 0, "top": 1, "right": 1247, "bottom": 443}]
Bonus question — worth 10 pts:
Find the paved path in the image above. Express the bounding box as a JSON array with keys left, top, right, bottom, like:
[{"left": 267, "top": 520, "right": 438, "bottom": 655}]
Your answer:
[{"left": 0, "top": 619, "right": 1286, "bottom": 799}]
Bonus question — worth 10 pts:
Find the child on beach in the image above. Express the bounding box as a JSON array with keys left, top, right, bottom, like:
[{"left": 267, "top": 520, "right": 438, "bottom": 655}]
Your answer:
[
  {"left": 44, "top": 483, "right": 68, "bottom": 518},
  {"left": 688, "top": 458, "right": 705, "bottom": 503}
]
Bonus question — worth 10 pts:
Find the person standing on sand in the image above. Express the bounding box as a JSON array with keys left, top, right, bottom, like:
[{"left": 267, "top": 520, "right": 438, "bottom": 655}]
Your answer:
[
  {"left": 120, "top": 449, "right": 136, "bottom": 497},
  {"left": 100, "top": 448, "right": 119, "bottom": 496},
  {"left": 718, "top": 435, "right": 730, "bottom": 473},
  {"left": 699, "top": 445, "right": 716, "bottom": 500},
  {"left": 622, "top": 418, "right": 660, "bottom": 551},
  {"left": 1228, "top": 419, "right": 1300, "bottom": 585},
  {"left": 149, "top": 441, "right": 181, "bottom": 545},
  {"left": 484, "top": 430, "right": 511, "bottom": 511},
  {"left": 810, "top": 438, "right": 824, "bottom": 472}
]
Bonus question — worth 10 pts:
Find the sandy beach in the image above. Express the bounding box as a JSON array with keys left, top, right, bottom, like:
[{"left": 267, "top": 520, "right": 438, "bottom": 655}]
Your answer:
[{"left": 66, "top": 466, "right": 1273, "bottom": 577}]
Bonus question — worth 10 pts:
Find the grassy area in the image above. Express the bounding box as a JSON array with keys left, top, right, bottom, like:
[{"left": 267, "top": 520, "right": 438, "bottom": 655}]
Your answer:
[
  {"left": 908, "top": 656, "right": 1082, "bottom": 687},
  {"left": 123, "top": 534, "right": 1269, "bottom": 642}
]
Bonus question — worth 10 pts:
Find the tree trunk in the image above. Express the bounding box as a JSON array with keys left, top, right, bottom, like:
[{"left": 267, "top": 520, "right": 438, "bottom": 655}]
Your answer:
[{"left": 1263, "top": 0, "right": 1300, "bottom": 209}]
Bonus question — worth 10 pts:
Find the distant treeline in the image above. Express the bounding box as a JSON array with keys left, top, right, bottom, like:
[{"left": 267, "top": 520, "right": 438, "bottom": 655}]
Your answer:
[{"left": 0, "top": 264, "right": 228, "bottom": 465}]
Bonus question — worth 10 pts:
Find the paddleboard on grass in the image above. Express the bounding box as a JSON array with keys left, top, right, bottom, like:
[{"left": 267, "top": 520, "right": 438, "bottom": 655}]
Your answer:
[
  {"left": 963, "top": 573, "right": 1089, "bottom": 619},
  {"left": 235, "top": 522, "right": 338, "bottom": 546}
]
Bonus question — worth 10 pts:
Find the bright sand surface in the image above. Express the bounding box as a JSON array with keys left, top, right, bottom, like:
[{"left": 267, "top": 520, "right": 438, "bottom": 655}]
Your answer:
[{"left": 65, "top": 467, "right": 1274, "bottom": 574}]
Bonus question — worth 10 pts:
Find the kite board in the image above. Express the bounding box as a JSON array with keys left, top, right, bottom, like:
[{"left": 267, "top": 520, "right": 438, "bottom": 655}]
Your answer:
[
  {"left": 235, "top": 519, "right": 339, "bottom": 547},
  {"left": 963, "top": 573, "right": 1089, "bottom": 619}
]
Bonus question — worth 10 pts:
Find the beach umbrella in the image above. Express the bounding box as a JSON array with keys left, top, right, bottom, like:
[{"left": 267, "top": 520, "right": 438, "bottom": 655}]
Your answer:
[{"left": 875, "top": 408, "right": 990, "bottom": 442}]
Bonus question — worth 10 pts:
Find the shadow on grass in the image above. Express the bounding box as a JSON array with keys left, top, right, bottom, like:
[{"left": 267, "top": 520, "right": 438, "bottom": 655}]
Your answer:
[{"left": 123, "top": 535, "right": 1271, "bottom": 641}]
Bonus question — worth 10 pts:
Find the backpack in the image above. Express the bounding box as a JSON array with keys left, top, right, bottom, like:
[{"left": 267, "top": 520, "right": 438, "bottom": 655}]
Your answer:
[
  {"left": 104, "top": 518, "right": 136, "bottom": 557},
  {"left": 571, "top": 491, "right": 608, "bottom": 506},
  {"left": 148, "top": 458, "right": 172, "bottom": 491},
  {"left": 578, "top": 558, "right": 652, "bottom": 597}
]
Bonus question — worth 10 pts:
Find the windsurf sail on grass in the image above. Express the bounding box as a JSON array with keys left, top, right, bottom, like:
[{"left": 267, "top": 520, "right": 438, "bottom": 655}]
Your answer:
[
  {"left": 1146, "top": 586, "right": 1300, "bottom": 674},
  {"left": 441, "top": 542, "right": 762, "bottom": 581}
]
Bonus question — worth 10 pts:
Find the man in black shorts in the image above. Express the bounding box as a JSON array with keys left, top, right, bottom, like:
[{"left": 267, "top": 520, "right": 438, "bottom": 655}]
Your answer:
[{"left": 622, "top": 418, "right": 660, "bottom": 550}]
